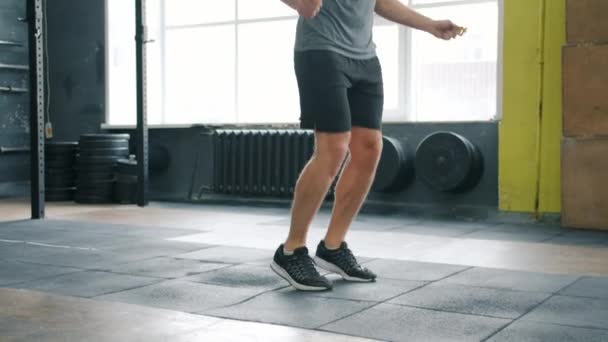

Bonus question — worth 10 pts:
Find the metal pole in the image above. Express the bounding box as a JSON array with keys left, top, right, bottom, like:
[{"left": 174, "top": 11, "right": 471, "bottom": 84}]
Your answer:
[
  {"left": 27, "top": 0, "right": 46, "bottom": 219},
  {"left": 135, "top": 0, "right": 149, "bottom": 207}
]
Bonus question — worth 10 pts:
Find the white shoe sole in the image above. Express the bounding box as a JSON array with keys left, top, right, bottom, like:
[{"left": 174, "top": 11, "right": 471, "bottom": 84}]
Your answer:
[
  {"left": 270, "top": 261, "right": 331, "bottom": 291},
  {"left": 313, "top": 256, "right": 375, "bottom": 282}
]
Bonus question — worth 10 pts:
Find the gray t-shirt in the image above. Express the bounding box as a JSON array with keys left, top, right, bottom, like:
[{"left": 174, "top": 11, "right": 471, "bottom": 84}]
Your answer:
[{"left": 294, "top": 0, "right": 377, "bottom": 59}]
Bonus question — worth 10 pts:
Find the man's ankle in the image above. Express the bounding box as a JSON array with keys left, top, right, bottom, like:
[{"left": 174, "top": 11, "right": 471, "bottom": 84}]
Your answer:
[
  {"left": 323, "top": 239, "right": 342, "bottom": 250},
  {"left": 283, "top": 241, "right": 306, "bottom": 254}
]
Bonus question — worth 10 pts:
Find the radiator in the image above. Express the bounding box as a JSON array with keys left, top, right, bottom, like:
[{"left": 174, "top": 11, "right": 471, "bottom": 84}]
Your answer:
[{"left": 213, "top": 129, "right": 315, "bottom": 196}]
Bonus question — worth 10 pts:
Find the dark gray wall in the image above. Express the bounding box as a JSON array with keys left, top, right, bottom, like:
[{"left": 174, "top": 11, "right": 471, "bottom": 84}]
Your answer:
[
  {"left": 369, "top": 122, "right": 498, "bottom": 208},
  {"left": 0, "top": 0, "right": 106, "bottom": 197},
  {"left": 45, "top": 0, "right": 105, "bottom": 142},
  {"left": 0, "top": 0, "right": 30, "bottom": 196},
  {"left": 109, "top": 122, "right": 498, "bottom": 216}
]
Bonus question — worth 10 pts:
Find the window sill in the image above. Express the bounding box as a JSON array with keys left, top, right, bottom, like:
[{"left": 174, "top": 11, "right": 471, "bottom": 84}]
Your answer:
[
  {"left": 101, "top": 123, "right": 303, "bottom": 130},
  {"left": 101, "top": 123, "right": 196, "bottom": 130},
  {"left": 102, "top": 119, "right": 499, "bottom": 131}
]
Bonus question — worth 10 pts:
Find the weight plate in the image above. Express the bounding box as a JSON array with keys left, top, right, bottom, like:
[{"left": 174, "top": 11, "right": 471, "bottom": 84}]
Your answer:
[
  {"left": 76, "top": 186, "right": 113, "bottom": 195},
  {"left": 78, "top": 139, "right": 129, "bottom": 149},
  {"left": 80, "top": 133, "right": 130, "bottom": 141},
  {"left": 76, "top": 186, "right": 113, "bottom": 198},
  {"left": 46, "top": 141, "right": 78, "bottom": 147},
  {"left": 78, "top": 147, "right": 130, "bottom": 157},
  {"left": 117, "top": 158, "right": 137, "bottom": 167},
  {"left": 77, "top": 172, "right": 115, "bottom": 182},
  {"left": 46, "top": 171, "right": 75, "bottom": 178},
  {"left": 113, "top": 198, "right": 136, "bottom": 205},
  {"left": 46, "top": 175, "right": 75, "bottom": 186},
  {"left": 47, "top": 181, "right": 76, "bottom": 189},
  {"left": 116, "top": 174, "right": 137, "bottom": 183},
  {"left": 116, "top": 166, "right": 137, "bottom": 176},
  {"left": 46, "top": 175, "right": 76, "bottom": 188},
  {"left": 415, "top": 132, "right": 483, "bottom": 193},
  {"left": 46, "top": 158, "right": 74, "bottom": 169},
  {"left": 113, "top": 182, "right": 137, "bottom": 204},
  {"left": 46, "top": 154, "right": 76, "bottom": 163},
  {"left": 46, "top": 141, "right": 78, "bottom": 151},
  {"left": 77, "top": 179, "right": 115, "bottom": 189},
  {"left": 75, "top": 163, "right": 115, "bottom": 174},
  {"left": 46, "top": 147, "right": 77, "bottom": 160},
  {"left": 116, "top": 159, "right": 137, "bottom": 175},
  {"left": 46, "top": 194, "right": 75, "bottom": 202},
  {"left": 46, "top": 150, "right": 76, "bottom": 156},
  {"left": 46, "top": 166, "right": 75, "bottom": 175},
  {"left": 46, "top": 186, "right": 76, "bottom": 191},
  {"left": 76, "top": 193, "right": 113, "bottom": 201},
  {"left": 46, "top": 194, "right": 74, "bottom": 202},
  {"left": 372, "top": 136, "right": 414, "bottom": 192},
  {"left": 77, "top": 180, "right": 115, "bottom": 188},
  {"left": 77, "top": 178, "right": 115, "bottom": 185},
  {"left": 460, "top": 138, "right": 484, "bottom": 191},
  {"left": 45, "top": 152, "right": 77, "bottom": 159},
  {"left": 45, "top": 187, "right": 76, "bottom": 202},
  {"left": 76, "top": 155, "right": 122, "bottom": 165},
  {"left": 46, "top": 154, "right": 75, "bottom": 162},
  {"left": 75, "top": 194, "right": 113, "bottom": 204}
]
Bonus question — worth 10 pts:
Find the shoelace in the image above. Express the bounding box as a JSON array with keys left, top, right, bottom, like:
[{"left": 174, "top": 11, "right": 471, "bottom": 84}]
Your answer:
[
  {"left": 334, "top": 247, "right": 360, "bottom": 272},
  {"left": 291, "top": 254, "right": 319, "bottom": 279}
]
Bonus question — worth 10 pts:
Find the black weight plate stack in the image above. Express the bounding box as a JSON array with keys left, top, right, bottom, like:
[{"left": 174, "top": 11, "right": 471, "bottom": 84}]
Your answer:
[
  {"left": 46, "top": 188, "right": 77, "bottom": 201},
  {"left": 113, "top": 158, "right": 137, "bottom": 204},
  {"left": 45, "top": 142, "right": 78, "bottom": 201},
  {"left": 76, "top": 134, "right": 130, "bottom": 204},
  {"left": 372, "top": 136, "right": 414, "bottom": 192},
  {"left": 415, "top": 132, "right": 484, "bottom": 193}
]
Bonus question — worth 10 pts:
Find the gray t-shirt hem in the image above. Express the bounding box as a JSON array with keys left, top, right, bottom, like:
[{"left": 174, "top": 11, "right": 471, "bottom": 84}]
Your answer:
[{"left": 294, "top": 45, "right": 377, "bottom": 60}]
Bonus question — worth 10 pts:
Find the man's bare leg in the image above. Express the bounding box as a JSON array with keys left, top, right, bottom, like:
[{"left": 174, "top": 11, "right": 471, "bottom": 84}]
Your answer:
[
  {"left": 284, "top": 131, "right": 351, "bottom": 252},
  {"left": 323, "top": 127, "right": 383, "bottom": 248}
]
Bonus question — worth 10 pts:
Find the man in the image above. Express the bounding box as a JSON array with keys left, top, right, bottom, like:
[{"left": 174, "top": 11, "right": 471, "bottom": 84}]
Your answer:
[{"left": 272, "top": 0, "right": 464, "bottom": 291}]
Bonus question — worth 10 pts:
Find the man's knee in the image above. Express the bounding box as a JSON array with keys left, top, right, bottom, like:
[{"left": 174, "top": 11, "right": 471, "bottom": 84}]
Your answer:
[
  {"left": 313, "top": 133, "right": 350, "bottom": 178},
  {"left": 350, "top": 133, "right": 382, "bottom": 169}
]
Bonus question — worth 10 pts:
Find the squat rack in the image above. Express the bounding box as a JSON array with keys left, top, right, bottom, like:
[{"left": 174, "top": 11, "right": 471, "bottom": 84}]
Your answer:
[
  {"left": 27, "top": 0, "right": 149, "bottom": 219},
  {"left": 27, "top": 0, "right": 45, "bottom": 219}
]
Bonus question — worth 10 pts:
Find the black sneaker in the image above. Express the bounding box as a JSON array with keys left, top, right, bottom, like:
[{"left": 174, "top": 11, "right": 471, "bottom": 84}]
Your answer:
[
  {"left": 314, "top": 241, "right": 376, "bottom": 282},
  {"left": 270, "top": 244, "right": 333, "bottom": 291}
]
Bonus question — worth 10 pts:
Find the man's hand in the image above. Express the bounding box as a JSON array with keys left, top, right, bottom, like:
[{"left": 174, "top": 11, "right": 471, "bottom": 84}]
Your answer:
[
  {"left": 427, "top": 20, "right": 466, "bottom": 40},
  {"left": 296, "top": 0, "right": 322, "bottom": 19}
]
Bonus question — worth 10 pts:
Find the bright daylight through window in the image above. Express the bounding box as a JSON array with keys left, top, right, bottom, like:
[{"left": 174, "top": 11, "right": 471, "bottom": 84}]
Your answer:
[{"left": 106, "top": 0, "right": 500, "bottom": 126}]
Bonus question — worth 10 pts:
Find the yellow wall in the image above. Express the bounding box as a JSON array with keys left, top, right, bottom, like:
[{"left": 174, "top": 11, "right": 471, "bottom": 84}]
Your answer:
[{"left": 499, "top": 0, "right": 565, "bottom": 214}]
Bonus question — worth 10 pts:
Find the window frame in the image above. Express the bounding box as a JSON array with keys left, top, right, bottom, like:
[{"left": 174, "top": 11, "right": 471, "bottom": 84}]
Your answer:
[
  {"left": 390, "top": 0, "right": 503, "bottom": 123},
  {"left": 104, "top": 0, "right": 504, "bottom": 127}
]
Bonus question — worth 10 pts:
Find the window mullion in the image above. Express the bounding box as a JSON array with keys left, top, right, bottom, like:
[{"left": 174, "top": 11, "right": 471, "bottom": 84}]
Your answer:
[
  {"left": 235, "top": 0, "right": 239, "bottom": 123},
  {"left": 495, "top": 0, "right": 504, "bottom": 120},
  {"left": 160, "top": 0, "right": 167, "bottom": 124},
  {"left": 401, "top": 25, "right": 414, "bottom": 122},
  {"left": 410, "top": 0, "right": 495, "bottom": 10}
]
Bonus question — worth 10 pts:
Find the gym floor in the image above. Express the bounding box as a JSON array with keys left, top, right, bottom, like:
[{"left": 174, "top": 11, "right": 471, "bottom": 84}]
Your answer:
[{"left": 1, "top": 199, "right": 608, "bottom": 341}]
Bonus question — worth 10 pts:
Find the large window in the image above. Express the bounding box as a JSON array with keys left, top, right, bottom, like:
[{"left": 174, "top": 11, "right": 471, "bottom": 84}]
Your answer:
[{"left": 106, "top": 0, "right": 501, "bottom": 126}]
